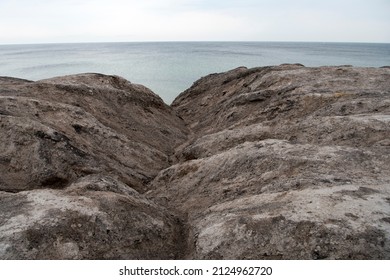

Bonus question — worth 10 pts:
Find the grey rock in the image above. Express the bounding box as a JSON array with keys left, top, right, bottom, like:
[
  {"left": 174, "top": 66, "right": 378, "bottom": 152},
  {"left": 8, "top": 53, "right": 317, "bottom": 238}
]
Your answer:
[
  {"left": 1, "top": 65, "right": 390, "bottom": 259},
  {"left": 149, "top": 65, "right": 390, "bottom": 259},
  {"left": 0, "top": 74, "right": 188, "bottom": 192},
  {"left": 0, "top": 174, "right": 183, "bottom": 259}
]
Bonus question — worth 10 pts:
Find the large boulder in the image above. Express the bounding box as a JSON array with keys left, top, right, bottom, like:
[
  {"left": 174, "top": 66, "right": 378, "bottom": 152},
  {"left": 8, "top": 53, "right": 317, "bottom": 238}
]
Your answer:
[
  {"left": 0, "top": 74, "right": 188, "bottom": 259},
  {"left": 0, "top": 175, "right": 183, "bottom": 259},
  {"left": 148, "top": 65, "right": 390, "bottom": 259},
  {"left": 0, "top": 74, "right": 188, "bottom": 192}
]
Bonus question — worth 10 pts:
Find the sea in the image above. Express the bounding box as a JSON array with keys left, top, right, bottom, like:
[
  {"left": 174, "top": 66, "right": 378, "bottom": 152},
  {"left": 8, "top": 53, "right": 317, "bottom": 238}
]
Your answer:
[{"left": 0, "top": 42, "right": 389, "bottom": 104}]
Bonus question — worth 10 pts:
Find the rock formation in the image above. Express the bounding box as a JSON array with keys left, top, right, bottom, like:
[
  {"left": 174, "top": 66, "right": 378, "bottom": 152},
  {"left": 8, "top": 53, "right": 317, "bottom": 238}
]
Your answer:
[
  {"left": 1, "top": 65, "right": 389, "bottom": 259},
  {"left": 0, "top": 74, "right": 187, "bottom": 259},
  {"left": 0, "top": 74, "right": 188, "bottom": 193}
]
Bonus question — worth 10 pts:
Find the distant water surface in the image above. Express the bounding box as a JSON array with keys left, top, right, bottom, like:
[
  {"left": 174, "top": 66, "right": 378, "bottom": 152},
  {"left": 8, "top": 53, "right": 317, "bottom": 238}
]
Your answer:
[{"left": 0, "top": 42, "right": 389, "bottom": 104}]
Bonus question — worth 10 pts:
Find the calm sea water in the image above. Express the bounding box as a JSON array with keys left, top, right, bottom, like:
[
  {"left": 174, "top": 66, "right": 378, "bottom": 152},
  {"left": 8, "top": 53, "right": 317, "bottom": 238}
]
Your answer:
[{"left": 0, "top": 42, "right": 389, "bottom": 104}]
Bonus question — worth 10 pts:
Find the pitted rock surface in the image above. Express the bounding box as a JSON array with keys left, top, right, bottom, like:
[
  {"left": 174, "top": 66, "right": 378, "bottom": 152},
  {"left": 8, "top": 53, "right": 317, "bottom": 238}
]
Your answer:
[{"left": 1, "top": 66, "right": 389, "bottom": 259}]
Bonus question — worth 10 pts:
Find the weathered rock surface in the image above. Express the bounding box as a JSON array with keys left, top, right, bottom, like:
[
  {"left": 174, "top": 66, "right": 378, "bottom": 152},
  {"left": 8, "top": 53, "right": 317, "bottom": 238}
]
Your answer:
[
  {"left": 0, "top": 174, "right": 183, "bottom": 259},
  {"left": 0, "top": 74, "right": 187, "bottom": 259},
  {"left": 1, "top": 65, "right": 390, "bottom": 259},
  {"left": 150, "top": 65, "right": 390, "bottom": 259},
  {"left": 0, "top": 74, "right": 188, "bottom": 192}
]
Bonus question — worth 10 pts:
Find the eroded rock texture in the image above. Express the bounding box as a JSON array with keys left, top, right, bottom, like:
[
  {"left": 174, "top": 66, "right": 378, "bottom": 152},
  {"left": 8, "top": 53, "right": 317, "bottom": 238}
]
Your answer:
[
  {"left": 0, "top": 74, "right": 187, "bottom": 259},
  {"left": 0, "top": 74, "right": 188, "bottom": 193},
  {"left": 1, "top": 65, "right": 390, "bottom": 259},
  {"left": 150, "top": 65, "right": 390, "bottom": 259},
  {"left": 0, "top": 175, "right": 183, "bottom": 259}
]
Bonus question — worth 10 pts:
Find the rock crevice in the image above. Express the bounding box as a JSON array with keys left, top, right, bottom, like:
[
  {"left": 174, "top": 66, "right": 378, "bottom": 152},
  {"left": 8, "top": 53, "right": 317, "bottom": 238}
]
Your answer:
[{"left": 1, "top": 65, "right": 390, "bottom": 259}]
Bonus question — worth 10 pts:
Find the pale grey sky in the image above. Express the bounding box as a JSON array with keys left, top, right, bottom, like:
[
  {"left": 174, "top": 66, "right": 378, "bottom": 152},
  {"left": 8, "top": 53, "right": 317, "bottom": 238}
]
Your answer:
[{"left": 0, "top": 0, "right": 389, "bottom": 44}]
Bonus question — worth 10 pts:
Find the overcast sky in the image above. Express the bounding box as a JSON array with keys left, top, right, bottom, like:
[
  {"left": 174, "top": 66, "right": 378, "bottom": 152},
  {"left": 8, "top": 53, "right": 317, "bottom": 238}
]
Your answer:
[{"left": 0, "top": 0, "right": 389, "bottom": 44}]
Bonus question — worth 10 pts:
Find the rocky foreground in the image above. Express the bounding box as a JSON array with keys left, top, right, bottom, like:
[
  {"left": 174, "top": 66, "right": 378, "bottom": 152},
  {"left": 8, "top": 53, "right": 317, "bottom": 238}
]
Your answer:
[{"left": 1, "top": 65, "right": 389, "bottom": 259}]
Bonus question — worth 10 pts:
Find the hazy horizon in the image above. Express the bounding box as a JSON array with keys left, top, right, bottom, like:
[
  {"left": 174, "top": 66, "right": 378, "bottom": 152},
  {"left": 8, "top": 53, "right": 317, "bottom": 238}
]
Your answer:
[{"left": 1, "top": 40, "right": 390, "bottom": 46}]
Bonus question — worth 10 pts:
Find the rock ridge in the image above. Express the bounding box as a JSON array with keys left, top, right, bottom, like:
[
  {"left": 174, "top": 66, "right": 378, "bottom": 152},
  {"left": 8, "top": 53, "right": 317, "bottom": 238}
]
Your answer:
[{"left": 1, "top": 65, "right": 390, "bottom": 259}]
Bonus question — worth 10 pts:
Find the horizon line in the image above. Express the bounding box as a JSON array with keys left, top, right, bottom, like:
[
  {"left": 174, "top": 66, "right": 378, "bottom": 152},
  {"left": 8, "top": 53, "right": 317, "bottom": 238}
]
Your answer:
[{"left": 1, "top": 40, "right": 390, "bottom": 46}]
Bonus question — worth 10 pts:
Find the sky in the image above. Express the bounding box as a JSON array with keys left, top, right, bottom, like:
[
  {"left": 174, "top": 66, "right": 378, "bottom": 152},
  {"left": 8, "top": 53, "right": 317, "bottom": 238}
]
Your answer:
[{"left": 0, "top": 0, "right": 389, "bottom": 44}]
